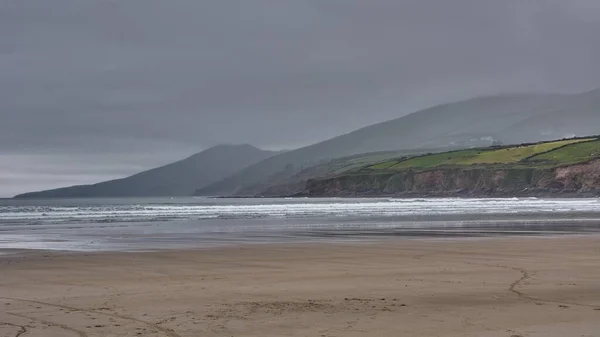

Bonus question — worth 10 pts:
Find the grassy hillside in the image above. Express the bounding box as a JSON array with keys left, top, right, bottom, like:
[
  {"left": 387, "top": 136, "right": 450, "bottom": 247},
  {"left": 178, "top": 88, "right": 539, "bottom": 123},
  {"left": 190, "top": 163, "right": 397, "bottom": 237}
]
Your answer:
[
  {"left": 527, "top": 139, "right": 600, "bottom": 165},
  {"left": 306, "top": 137, "right": 600, "bottom": 197},
  {"left": 360, "top": 137, "right": 599, "bottom": 172}
]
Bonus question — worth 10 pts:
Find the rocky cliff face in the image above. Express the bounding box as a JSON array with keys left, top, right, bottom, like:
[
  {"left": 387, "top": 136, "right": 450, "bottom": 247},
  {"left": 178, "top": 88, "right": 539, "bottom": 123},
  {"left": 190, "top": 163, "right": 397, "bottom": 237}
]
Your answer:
[{"left": 306, "top": 160, "right": 600, "bottom": 197}]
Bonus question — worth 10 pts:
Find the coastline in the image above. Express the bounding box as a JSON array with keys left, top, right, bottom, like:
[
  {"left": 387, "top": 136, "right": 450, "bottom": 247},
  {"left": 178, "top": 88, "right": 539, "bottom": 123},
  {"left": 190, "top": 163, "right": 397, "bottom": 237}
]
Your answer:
[
  {"left": 1, "top": 236, "right": 599, "bottom": 336},
  {"left": 301, "top": 188, "right": 600, "bottom": 199},
  {"left": 220, "top": 193, "right": 600, "bottom": 198}
]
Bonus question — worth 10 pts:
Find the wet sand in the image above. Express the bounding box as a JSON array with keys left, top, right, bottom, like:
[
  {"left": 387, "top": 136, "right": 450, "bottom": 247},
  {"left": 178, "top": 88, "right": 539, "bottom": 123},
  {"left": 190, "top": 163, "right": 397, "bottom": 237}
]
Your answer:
[{"left": 1, "top": 236, "right": 600, "bottom": 337}]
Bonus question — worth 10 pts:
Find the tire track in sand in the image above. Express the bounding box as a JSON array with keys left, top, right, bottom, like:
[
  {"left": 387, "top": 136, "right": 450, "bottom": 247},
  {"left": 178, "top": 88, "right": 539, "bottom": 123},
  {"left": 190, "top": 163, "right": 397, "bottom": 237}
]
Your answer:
[
  {"left": 1, "top": 297, "right": 181, "bottom": 337},
  {"left": 6, "top": 312, "right": 87, "bottom": 337},
  {"left": 412, "top": 249, "right": 600, "bottom": 310},
  {"left": 469, "top": 263, "right": 600, "bottom": 310},
  {"left": 0, "top": 321, "right": 27, "bottom": 337}
]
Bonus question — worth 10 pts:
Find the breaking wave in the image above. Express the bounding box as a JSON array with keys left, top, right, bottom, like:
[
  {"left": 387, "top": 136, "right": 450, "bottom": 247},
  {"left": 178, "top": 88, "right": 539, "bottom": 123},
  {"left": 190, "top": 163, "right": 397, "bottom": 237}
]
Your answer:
[{"left": 1, "top": 198, "right": 599, "bottom": 225}]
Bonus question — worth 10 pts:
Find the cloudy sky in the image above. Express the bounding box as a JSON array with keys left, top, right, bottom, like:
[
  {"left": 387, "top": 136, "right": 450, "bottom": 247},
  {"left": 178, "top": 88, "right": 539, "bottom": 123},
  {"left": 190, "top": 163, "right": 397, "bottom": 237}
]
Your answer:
[{"left": 2, "top": 0, "right": 600, "bottom": 196}]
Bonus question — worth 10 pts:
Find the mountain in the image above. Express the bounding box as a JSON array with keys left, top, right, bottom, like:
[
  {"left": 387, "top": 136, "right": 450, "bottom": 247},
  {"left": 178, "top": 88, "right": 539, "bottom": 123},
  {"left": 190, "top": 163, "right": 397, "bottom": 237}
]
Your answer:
[
  {"left": 14, "top": 144, "right": 277, "bottom": 198},
  {"left": 197, "top": 91, "right": 599, "bottom": 196},
  {"left": 502, "top": 89, "right": 600, "bottom": 143}
]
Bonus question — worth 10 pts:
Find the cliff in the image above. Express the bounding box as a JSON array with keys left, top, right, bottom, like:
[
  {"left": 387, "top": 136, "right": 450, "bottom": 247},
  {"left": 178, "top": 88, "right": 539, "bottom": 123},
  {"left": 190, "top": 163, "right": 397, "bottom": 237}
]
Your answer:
[
  {"left": 305, "top": 137, "right": 600, "bottom": 197},
  {"left": 306, "top": 160, "right": 600, "bottom": 197}
]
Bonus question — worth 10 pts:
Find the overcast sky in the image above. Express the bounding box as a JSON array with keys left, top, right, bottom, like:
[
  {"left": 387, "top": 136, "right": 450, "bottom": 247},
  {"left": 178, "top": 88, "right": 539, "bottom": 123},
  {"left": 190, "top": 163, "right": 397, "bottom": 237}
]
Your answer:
[{"left": 2, "top": 0, "right": 600, "bottom": 196}]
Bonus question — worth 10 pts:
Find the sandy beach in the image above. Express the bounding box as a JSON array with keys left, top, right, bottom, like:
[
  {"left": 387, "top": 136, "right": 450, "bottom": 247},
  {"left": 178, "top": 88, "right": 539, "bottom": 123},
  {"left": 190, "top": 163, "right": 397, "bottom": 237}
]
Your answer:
[{"left": 1, "top": 236, "right": 600, "bottom": 337}]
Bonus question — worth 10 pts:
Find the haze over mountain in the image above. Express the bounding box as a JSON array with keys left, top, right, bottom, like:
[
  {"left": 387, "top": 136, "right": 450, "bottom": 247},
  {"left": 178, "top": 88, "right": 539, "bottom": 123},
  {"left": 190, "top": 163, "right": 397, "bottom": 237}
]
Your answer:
[
  {"left": 15, "top": 145, "right": 276, "bottom": 198},
  {"left": 197, "top": 90, "right": 600, "bottom": 196},
  {"left": 503, "top": 89, "right": 600, "bottom": 142}
]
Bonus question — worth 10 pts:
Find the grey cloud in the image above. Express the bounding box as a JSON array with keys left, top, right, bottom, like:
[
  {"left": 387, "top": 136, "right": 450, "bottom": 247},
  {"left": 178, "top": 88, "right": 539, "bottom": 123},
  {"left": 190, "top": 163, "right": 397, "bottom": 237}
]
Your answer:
[{"left": 2, "top": 0, "right": 600, "bottom": 196}]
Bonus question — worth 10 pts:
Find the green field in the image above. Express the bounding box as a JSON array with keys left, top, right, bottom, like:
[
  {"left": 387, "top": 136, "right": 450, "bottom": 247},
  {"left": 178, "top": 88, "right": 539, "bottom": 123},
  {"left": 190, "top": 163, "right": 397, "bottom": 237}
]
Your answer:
[
  {"left": 299, "top": 149, "right": 436, "bottom": 176},
  {"left": 527, "top": 139, "right": 600, "bottom": 165},
  {"left": 454, "top": 138, "right": 590, "bottom": 165},
  {"left": 388, "top": 149, "right": 481, "bottom": 169},
  {"left": 363, "top": 137, "right": 598, "bottom": 171}
]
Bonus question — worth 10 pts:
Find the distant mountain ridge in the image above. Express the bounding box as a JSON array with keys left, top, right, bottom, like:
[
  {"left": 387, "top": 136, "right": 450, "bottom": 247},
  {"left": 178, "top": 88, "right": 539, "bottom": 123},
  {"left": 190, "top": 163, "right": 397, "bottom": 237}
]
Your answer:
[
  {"left": 197, "top": 90, "right": 600, "bottom": 197},
  {"left": 14, "top": 144, "right": 277, "bottom": 198},
  {"left": 16, "top": 90, "right": 599, "bottom": 199}
]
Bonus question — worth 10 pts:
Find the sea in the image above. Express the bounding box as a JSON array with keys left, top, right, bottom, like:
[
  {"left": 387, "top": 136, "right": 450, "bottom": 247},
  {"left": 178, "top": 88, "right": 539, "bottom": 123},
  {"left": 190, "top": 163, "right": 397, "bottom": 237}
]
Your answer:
[{"left": 1, "top": 197, "right": 600, "bottom": 252}]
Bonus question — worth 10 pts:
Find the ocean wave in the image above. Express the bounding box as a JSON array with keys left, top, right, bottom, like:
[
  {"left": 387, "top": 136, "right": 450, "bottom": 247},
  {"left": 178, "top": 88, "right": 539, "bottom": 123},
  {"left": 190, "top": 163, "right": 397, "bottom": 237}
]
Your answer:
[{"left": 2, "top": 198, "right": 600, "bottom": 225}]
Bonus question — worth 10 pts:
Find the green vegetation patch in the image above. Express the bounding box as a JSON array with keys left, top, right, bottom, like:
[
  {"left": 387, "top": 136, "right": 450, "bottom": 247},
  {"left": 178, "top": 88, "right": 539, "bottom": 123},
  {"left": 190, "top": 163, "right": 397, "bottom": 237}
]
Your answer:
[
  {"left": 368, "top": 161, "right": 400, "bottom": 170},
  {"left": 364, "top": 138, "right": 597, "bottom": 171},
  {"left": 527, "top": 139, "right": 600, "bottom": 165},
  {"left": 388, "top": 149, "right": 482, "bottom": 169},
  {"left": 453, "top": 138, "right": 590, "bottom": 165}
]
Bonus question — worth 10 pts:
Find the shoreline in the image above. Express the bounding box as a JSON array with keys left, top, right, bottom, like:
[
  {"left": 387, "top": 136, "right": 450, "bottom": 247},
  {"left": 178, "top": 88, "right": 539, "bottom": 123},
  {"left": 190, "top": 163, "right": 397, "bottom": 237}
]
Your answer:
[
  {"left": 215, "top": 192, "right": 600, "bottom": 198},
  {"left": 3, "top": 230, "right": 600, "bottom": 255},
  {"left": 300, "top": 189, "right": 600, "bottom": 198},
  {"left": 8, "top": 193, "right": 600, "bottom": 200},
  {"left": 1, "top": 235, "right": 599, "bottom": 336}
]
